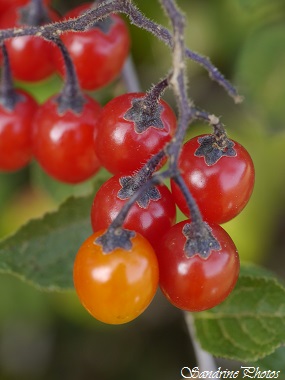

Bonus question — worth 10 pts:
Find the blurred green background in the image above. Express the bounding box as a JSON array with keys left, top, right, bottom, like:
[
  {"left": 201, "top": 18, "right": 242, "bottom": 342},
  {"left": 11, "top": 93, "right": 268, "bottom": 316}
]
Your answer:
[{"left": 1, "top": 0, "right": 285, "bottom": 378}]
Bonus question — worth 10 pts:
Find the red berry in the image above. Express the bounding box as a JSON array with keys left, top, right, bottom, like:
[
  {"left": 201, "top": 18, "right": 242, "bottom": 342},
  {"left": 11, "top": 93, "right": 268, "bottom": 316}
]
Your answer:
[
  {"left": 0, "top": 89, "right": 38, "bottom": 171},
  {"left": 0, "top": 4, "right": 59, "bottom": 82},
  {"left": 94, "top": 92, "right": 177, "bottom": 174},
  {"left": 33, "top": 94, "right": 102, "bottom": 183},
  {"left": 171, "top": 135, "right": 255, "bottom": 224},
  {"left": 53, "top": 3, "right": 130, "bottom": 90},
  {"left": 90, "top": 174, "right": 176, "bottom": 249},
  {"left": 156, "top": 220, "right": 240, "bottom": 312}
]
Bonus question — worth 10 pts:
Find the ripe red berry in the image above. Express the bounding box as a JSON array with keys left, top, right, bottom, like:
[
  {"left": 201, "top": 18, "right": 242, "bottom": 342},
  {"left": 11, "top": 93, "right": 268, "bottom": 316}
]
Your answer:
[
  {"left": 33, "top": 94, "right": 102, "bottom": 183},
  {"left": 0, "top": 89, "right": 38, "bottom": 171},
  {"left": 155, "top": 220, "right": 240, "bottom": 312},
  {"left": 94, "top": 92, "right": 177, "bottom": 174},
  {"left": 90, "top": 174, "right": 176, "bottom": 249},
  {"left": 0, "top": 4, "right": 59, "bottom": 82},
  {"left": 171, "top": 134, "right": 255, "bottom": 224},
  {"left": 53, "top": 3, "right": 130, "bottom": 90}
]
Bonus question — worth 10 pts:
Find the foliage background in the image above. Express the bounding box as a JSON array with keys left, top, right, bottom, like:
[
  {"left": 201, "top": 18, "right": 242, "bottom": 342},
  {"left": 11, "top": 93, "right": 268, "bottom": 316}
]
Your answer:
[{"left": 1, "top": 0, "right": 285, "bottom": 378}]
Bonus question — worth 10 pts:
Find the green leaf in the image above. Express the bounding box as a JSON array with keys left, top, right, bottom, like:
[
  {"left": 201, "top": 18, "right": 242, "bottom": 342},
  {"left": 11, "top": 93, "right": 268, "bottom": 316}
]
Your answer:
[
  {"left": 0, "top": 194, "right": 94, "bottom": 291},
  {"left": 30, "top": 162, "right": 111, "bottom": 203},
  {"left": 193, "top": 265, "right": 285, "bottom": 362},
  {"left": 251, "top": 345, "right": 285, "bottom": 373}
]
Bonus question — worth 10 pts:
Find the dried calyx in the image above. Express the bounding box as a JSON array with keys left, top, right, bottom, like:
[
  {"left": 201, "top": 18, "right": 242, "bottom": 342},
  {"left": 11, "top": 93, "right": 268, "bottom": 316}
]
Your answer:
[
  {"left": 124, "top": 77, "right": 169, "bottom": 133},
  {"left": 95, "top": 227, "right": 136, "bottom": 253}
]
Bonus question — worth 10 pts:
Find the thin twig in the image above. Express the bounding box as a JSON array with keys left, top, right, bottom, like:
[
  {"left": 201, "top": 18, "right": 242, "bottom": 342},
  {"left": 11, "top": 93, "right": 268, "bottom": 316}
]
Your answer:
[{"left": 0, "top": 0, "right": 241, "bottom": 102}]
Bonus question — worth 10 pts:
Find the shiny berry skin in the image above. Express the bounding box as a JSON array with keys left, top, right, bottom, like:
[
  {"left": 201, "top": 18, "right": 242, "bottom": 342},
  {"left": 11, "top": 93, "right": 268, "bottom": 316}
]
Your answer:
[
  {"left": 171, "top": 135, "right": 255, "bottom": 224},
  {"left": 0, "top": 89, "right": 38, "bottom": 171},
  {"left": 73, "top": 230, "right": 159, "bottom": 324},
  {"left": 0, "top": 5, "right": 59, "bottom": 82},
  {"left": 94, "top": 92, "right": 177, "bottom": 174},
  {"left": 32, "top": 95, "right": 102, "bottom": 184},
  {"left": 53, "top": 4, "right": 130, "bottom": 90},
  {"left": 156, "top": 220, "right": 240, "bottom": 312},
  {"left": 90, "top": 174, "right": 176, "bottom": 249}
]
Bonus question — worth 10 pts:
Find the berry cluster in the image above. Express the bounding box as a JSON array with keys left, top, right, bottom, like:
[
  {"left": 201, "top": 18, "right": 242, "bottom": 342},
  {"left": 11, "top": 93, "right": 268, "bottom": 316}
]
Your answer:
[
  {"left": 76, "top": 116, "right": 254, "bottom": 324},
  {"left": 0, "top": 0, "right": 255, "bottom": 325},
  {"left": 0, "top": 0, "right": 129, "bottom": 178}
]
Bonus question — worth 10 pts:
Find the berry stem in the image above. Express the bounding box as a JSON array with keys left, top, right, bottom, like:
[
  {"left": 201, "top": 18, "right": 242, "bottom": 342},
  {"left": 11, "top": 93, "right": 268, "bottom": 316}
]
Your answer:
[
  {"left": 192, "top": 107, "right": 238, "bottom": 156},
  {"left": 0, "top": 0, "right": 241, "bottom": 102},
  {"left": 121, "top": 0, "right": 241, "bottom": 102},
  {"left": 0, "top": 44, "right": 22, "bottom": 110},
  {"left": 143, "top": 76, "right": 170, "bottom": 110},
  {"left": 20, "top": 0, "right": 50, "bottom": 26},
  {"left": 170, "top": 171, "right": 221, "bottom": 260},
  {"left": 103, "top": 0, "right": 208, "bottom": 236},
  {"left": 161, "top": 0, "right": 193, "bottom": 167},
  {"left": 172, "top": 173, "right": 203, "bottom": 224},
  {"left": 138, "top": 150, "right": 166, "bottom": 179},
  {"left": 186, "top": 50, "right": 243, "bottom": 104},
  {"left": 53, "top": 38, "right": 86, "bottom": 114},
  {"left": 193, "top": 107, "right": 227, "bottom": 137},
  {"left": 123, "top": 76, "right": 170, "bottom": 129}
]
